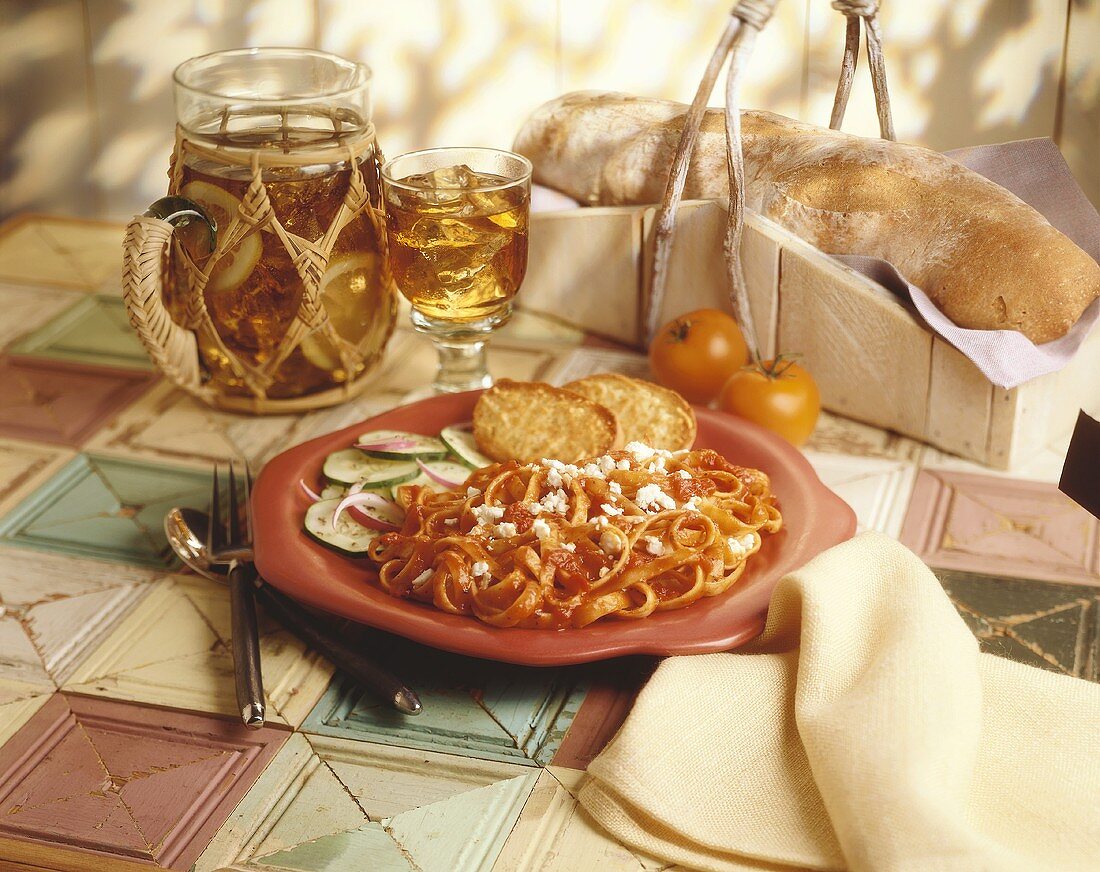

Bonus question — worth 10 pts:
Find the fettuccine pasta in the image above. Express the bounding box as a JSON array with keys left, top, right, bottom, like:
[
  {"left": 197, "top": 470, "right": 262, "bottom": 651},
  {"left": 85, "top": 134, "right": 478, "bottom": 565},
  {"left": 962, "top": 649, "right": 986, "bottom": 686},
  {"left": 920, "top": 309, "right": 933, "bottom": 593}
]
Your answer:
[{"left": 367, "top": 442, "right": 782, "bottom": 629}]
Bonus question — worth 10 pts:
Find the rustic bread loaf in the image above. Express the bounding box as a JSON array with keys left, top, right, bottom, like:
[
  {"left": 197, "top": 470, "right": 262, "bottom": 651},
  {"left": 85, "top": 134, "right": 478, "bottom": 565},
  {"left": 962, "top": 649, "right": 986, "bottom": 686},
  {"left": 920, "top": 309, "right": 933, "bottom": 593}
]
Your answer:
[
  {"left": 514, "top": 91, "right": 1100, "bottom": 344},
  {"left": 564, "top": 374, "right": 696, "bottom": 450}
]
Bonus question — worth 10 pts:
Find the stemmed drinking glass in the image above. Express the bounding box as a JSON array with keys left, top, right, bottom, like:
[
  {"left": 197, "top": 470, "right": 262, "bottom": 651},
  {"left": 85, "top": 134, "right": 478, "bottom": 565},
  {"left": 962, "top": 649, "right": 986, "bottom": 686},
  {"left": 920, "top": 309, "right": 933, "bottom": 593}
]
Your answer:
[{"left": 381, "top": 147, "right": 532, "bottom": 393}]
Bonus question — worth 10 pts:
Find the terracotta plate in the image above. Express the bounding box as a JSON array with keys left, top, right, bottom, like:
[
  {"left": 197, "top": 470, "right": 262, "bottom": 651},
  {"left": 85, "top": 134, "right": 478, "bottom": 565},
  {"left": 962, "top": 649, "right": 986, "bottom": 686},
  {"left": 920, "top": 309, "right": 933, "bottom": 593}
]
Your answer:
[{"left": 252, "top": 390, "right": 856, "bottom": 666}]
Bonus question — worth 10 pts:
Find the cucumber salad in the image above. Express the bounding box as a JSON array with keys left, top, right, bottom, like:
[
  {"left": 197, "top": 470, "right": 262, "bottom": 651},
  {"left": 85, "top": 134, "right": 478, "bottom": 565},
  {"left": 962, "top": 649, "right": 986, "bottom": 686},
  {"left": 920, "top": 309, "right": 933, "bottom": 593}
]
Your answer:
[{"left": 301, "top": 425, "right": 492, "bottom": 556}]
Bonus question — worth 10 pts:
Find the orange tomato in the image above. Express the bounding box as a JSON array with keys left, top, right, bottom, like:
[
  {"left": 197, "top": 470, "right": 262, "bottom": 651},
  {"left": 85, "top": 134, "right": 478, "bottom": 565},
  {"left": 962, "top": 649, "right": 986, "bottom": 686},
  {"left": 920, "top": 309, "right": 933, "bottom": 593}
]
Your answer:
[
  {"left": 718, "top": 358, "right": 821, "bottom": 447},
  {"left": 648, "top": 309, "right": 749, "bottom": 404}
]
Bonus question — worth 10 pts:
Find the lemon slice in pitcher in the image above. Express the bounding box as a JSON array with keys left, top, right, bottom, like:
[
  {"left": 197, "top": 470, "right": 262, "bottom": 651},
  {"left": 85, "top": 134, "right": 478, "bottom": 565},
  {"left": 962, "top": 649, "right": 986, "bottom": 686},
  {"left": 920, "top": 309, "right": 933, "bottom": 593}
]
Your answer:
[
  {"left": 181, "top": 180, "right": 262, "bottom": 293},
  {"left": 300, "top": 252, "right": 381, "bottom": 371}
]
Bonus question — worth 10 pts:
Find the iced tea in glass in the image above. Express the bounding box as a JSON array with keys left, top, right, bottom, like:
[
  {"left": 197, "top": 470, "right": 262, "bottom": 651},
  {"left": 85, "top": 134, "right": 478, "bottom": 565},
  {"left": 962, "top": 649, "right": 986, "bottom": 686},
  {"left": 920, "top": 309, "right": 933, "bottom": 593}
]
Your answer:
[{"left": 381, "top": 148, "right": 532, "bottom": 393}]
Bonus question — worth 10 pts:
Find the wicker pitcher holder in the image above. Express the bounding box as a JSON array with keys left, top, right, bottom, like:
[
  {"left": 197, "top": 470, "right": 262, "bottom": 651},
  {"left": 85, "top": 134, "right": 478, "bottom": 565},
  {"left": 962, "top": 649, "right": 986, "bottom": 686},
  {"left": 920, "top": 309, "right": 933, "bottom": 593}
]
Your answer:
[{"left": 122, "top": 126, "right": 397, "bottom": 414}]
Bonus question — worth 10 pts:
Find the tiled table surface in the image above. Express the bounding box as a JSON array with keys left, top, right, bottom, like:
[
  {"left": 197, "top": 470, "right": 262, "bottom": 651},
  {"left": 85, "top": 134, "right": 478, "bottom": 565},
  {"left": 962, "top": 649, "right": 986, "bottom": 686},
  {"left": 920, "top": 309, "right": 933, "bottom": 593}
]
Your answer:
[{"left": 0, "top": 214, "right": 1095, "bottom": 871}]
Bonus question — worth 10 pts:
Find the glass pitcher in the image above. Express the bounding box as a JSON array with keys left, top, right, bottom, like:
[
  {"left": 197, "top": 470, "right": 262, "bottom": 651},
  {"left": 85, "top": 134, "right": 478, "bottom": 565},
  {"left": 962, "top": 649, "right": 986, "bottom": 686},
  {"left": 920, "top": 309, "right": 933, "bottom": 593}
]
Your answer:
[{"left": 122, "top": 48, "right": 397, "bottom": 413}]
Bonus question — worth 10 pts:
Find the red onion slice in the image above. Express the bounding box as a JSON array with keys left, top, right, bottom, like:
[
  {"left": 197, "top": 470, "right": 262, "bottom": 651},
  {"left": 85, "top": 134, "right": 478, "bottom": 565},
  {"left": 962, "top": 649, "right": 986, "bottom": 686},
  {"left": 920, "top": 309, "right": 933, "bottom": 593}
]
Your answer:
[
  {"left": 333, "top": 491, "right": 404, "bottom": 531},
  {"left": 299, "top": 479, "right": 323, "bottom": 502},
  {"left": 417, "top": 459, "right": 461, "bottom": 488},
  {"left": 355, "top": 438, "right": 418, "bottom": 451}
]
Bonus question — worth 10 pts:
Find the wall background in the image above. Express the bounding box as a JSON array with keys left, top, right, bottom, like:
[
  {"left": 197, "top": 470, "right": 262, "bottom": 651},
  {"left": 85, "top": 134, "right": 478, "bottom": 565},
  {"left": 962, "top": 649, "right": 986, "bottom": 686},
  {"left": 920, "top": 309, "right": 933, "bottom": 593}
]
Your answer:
[{"left": 1, "top": 0, "right": 1097, "bottom": 221}]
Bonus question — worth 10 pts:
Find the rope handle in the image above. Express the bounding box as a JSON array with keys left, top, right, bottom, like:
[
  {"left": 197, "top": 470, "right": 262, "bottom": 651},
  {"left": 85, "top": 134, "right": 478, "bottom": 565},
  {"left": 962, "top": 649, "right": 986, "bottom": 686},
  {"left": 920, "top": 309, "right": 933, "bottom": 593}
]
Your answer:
[
  {"left": 122, "top": 215, "right": 207, "bottom": 397},
  {"left": 829, "top": 0, "right": 895, "bottom": 140},
  {"left": 644, "top": 0, "right": 895, "bottom": 354}
]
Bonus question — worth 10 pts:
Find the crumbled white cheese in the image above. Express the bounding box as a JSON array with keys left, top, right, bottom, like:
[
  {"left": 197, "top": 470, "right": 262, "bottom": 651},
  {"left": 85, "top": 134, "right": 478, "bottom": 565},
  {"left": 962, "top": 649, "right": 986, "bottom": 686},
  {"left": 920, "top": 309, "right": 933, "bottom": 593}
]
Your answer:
[
  {"left": 599, "top": 566, "right": 609, "bottom": 577},
  {"left": 635, "top": 483, "right": 676, "bottom": 512},
  {"left": 466, "top": 486, "right": 480, "bottom": 498},
  {"left": 493, "top": 521, "right": 518, "bottom": 538},
  {"left": 625, "top": 441, "right": 656, "bottom": 462},
  {"left": 471, "top": 561, "right": 489, "bottom": 577},
  {"left": 726, "top": 534, "right": 756, "bottom": 556},
  {"left": 444, "top": 517, "right": 458, "bottom": 526},
  {"left": 600, "top": 503, "right": 624, "bottom": 516},
  {"left": 532, "top": 518, "right": 552, "bottom": 539},
  {"left": 598, "top": 455, "right": 617, "bottom": 473},
  {"left": 540, "top": 489, "right": 569, "bottom": 515},
  {"left": 617, "top": 459, "right": 631, "bottom": 470},
  {"left": 543, "top": 458, "right": 565, "bottom": 470},
  {"left": 472, "top": 504, "right": 505, "bottom": 527},
  {"left": 738, "top": 533, "right": 756, "bottom": 550},
  {"left": 599, "top": 530, "right": 622, "bottom": 555},
  {"left": 562, "top": 541, "right": 577, "bottom": 552},
  {"left": 594, "top": 515, "right": 609, "bottom": 528},
  {"left": 677, "top": 469, "right": 691, "bottom": 479},
  {"left": 526, "top": 501, "right": 544, "bottom": 515},
  {"left": 608, "top": 481, "right": 622, "bottom": 495},
  {"left": 642, "top": 535, "right": 666, "bottom": 556},
  {"left": 411, "top": 569, "right": 433, "bottom": 589},
  {"left": 545, "top": 467, "right": 564, "bottom": 488},
  {"left": 682, "top": 495, "right": 703, "bottom": 512},
  {"left": 581, "top": 462, "right": 606, "bottom": 479}
]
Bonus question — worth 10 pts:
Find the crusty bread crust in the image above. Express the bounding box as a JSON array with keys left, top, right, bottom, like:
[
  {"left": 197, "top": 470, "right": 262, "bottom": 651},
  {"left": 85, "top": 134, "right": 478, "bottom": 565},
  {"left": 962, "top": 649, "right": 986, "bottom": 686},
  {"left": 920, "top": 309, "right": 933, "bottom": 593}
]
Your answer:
[
  {"left": 514, "top": 92, "right": 1100, "bottom": 344},
  {"left": 564, "top": 373, "right": 696, "bottom": 451},
  {"left": 473, "top": 379, "right": 622, "bottom": 462}
]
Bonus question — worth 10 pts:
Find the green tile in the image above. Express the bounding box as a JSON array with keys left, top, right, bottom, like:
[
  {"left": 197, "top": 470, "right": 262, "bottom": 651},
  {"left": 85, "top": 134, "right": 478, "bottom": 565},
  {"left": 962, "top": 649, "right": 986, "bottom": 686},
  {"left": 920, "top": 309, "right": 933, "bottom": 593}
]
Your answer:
[
  {"left": 256, "top": 823, "right": 414, "bottom": 871},
  {"left": 302, "top": 634, "right": 588, "bottom": 766},
  {"left": 0, "top": 454, "right": 209, "bottom": 567},
  {"left": 936, "top": 569, "right": 1100, "bottom": 681},
  {"left": 9, "top": 294, "right": 153, "bottom": 370}
]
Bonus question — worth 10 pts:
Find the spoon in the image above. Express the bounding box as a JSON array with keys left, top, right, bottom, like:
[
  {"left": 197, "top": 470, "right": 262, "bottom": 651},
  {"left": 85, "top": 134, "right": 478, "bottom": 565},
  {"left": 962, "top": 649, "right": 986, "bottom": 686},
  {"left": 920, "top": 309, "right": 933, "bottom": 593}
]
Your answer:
[{"left": 165, "top": 508, "right": 422, "bottom": 715}]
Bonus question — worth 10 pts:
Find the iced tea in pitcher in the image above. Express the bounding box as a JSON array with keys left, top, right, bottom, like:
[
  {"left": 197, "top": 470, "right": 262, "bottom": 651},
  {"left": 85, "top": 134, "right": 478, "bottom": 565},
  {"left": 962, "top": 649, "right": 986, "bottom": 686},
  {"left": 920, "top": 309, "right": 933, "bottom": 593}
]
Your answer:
[{"left": 131, "top": 48, "right": 398, "bottom": 409}]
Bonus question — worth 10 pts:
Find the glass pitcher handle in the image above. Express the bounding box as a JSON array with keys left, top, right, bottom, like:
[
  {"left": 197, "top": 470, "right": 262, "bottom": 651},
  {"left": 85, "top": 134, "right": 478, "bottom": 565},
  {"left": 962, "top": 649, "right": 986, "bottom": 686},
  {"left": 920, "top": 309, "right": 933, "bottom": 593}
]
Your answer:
[{"left": 122, "top": 197, "right": 216, "bottom": 397}]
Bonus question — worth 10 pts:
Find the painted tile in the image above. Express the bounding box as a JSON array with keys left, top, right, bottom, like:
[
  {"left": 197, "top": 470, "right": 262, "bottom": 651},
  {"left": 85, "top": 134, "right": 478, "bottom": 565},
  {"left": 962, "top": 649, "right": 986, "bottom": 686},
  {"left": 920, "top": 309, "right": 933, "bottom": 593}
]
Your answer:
[
  {"left": 0, "top": 544, "right": 166, "bottom": 608},
  {"left": 901, "top": 470, "right": 1100, "bottom": 586},
  {"left": 308, "top": 734, "right": 532, "bottom": 823},
  {"left": 804, "top": 451, "right": 919, "bottom": 537},
  {"left": 63, "top": 576, "right": 333, "bottom": 727},
  {"left": 0, "top": 356, "right": 153, "bottom": 446},
  {"left": 302, "top": 635, "right": 588, "bottom": 767},
  {"left": 9, "top": 293, "right": 152, "bottom": 370},
  {"left": 937, "top": 569, "right": 1100, "bottom": 682},
  {"left": 0, "top": 282, "right": 82, "bottom": 349},
  {"left": 0, "top": 454, "right": 209, "bottom": 567},
  {"left": 551, "top": 657, "right": 653, "bottom": 770},
  {"left": 198, "top": 732, "right": 530, "bottom": 870},
  {"left": 384, "top": 771, "right": 538, "bottom": 872},
  {"left": 806, "top": 410, "right": 925, "bottom": 462},
  {"left": 0, "top": 616, "right": 54, "bottom": 696},
  {"left": 252, "top": 822, "right": 414, "bottom": 872},
  {"left": 22, "top": 583, "right": 150, "bottom": 684},
  {"left": 0, "top": 438, "right": 74, "bottom": 515},
  {"left": 920, "top": 436, "right": 1070, "bottom": 486},
  {"left": 544, "top": 346, "right": 651, "bottom": 386},
  {"left": 0, "top": 693, "right": 287, "bottom": 871},
  {"left": 0, "top": 217, "right": 124, "bottom": 290},
  {"left": 494, "top": 767, "right": 659, "bottom": 872},
  {"left": 86, "top": 380, "right": 325, "bottom": 469}
]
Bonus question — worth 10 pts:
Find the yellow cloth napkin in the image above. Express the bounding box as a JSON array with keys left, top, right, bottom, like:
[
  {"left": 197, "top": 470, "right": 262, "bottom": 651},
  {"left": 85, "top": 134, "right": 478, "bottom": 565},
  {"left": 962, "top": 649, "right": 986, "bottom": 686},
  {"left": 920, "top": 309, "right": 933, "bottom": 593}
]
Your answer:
[{"left": 579, "top": 532, "right": 1100, "bottom": 872}]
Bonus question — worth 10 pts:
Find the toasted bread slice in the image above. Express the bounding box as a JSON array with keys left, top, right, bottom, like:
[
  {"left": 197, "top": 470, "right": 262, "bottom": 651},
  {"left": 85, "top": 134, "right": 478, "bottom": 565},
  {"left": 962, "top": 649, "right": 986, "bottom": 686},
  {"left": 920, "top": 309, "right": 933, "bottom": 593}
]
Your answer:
[
  {"left": 474, "top": 379, "right": 621, "bottom": 463},
  {"left": 564, "top": 373, "right": 696, "bottom": 451}
]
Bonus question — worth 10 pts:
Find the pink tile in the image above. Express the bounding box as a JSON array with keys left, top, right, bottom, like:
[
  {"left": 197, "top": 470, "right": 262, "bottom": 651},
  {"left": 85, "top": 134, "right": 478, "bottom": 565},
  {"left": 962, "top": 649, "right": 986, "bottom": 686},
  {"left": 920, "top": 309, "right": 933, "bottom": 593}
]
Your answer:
[
  {"left": 900, "top": 470, "right": 1100, "bottom": 586},
  {"left": 0, "top": 356, "right": 153, "bottom": 447},
  {"left": 0, "top": 694, "right": 288, "bottom": 871}
]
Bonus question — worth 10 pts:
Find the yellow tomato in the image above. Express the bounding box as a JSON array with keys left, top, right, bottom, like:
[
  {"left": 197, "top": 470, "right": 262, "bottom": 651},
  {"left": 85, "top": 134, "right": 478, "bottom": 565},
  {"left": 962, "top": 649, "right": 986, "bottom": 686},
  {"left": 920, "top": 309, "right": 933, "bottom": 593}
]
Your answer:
[
  {"left": 719, "top": 358, "right": 821, "bottom": 446},
  {"left": 648, "top": 309, "right": 749, "bottom": 404}
]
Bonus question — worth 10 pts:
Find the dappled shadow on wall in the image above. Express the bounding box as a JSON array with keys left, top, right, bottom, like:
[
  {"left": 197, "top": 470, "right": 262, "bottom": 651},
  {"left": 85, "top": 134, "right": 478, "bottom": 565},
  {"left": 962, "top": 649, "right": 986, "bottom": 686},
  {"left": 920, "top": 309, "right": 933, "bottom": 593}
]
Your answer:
[{"left": 1, "top": 0, "right": 1093, "bottom": 220}]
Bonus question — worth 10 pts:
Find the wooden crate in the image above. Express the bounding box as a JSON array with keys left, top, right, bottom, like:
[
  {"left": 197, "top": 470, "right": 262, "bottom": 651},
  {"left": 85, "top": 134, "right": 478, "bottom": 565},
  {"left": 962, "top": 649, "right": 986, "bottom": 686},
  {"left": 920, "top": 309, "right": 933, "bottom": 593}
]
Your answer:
[{"left": 521, "top": 201, "right": 1100, "bottom": 469}]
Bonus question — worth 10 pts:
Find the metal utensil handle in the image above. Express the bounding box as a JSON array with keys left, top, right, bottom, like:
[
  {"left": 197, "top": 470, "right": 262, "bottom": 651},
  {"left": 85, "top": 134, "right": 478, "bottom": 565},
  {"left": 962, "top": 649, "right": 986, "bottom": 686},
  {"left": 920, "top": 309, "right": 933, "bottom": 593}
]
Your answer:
[
  {"left": 254, "top": 583, "right": 422, "bottom": 716},
  {"left": 229, "top": 563, "right": 266, "bottom": 728}
]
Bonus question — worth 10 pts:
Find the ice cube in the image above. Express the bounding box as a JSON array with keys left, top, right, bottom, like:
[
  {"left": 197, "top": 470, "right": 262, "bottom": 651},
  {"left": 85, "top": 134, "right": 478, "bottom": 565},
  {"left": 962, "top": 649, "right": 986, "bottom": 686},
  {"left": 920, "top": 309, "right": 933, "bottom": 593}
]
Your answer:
[{"left": 428, "top": 164, "right": 478, "bottom": 189}]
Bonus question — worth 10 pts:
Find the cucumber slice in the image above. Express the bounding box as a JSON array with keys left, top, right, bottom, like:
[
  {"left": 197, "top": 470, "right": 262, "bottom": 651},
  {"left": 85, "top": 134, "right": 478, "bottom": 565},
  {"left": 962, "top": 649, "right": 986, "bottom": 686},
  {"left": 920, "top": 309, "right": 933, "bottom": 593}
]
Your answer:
[
  {"left": 322, "top": 449, "right": 418, "bottom": 487},
  {"left": 303, "top": 498, "right": 382, "bottom": 555},
  {"left": 357, "top": 430, "right": 448, "bottom": 461},
  {"left": 398, "top": 461, "right": 473, "bottom": 494},
  {"left": 440, "top": 425, "right": 493, "bottom": 469},
  {"left": 320, "top": 483, "right": 347, "bottom": 500}
]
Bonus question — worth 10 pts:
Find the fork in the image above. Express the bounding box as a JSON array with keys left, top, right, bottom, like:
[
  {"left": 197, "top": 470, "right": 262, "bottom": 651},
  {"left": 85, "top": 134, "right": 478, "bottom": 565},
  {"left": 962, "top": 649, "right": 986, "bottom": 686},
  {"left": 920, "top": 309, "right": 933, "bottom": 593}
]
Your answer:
[{"left": 210, "top": 460, "right": 265, "bottom": 729}]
